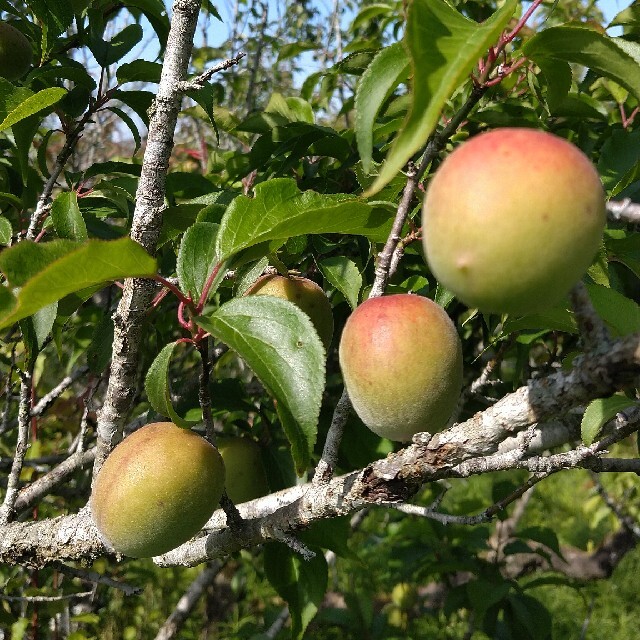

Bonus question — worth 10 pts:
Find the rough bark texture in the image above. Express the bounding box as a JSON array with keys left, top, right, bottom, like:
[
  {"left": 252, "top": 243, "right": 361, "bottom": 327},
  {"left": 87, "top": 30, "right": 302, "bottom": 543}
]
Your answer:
[
  {"left": 2, "top": 329, "right": 638, "bottom": 568},
  {"left": 94, "top": 0, "right": 203, "bottom": 474}
]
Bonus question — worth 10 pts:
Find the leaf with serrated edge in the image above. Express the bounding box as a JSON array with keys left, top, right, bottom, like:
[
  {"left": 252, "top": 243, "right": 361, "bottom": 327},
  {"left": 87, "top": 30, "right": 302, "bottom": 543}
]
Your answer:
[
  {"left": 216, "top": 178, "right": 391, "bottom": 261},
  {"left": 0, "top": 238, "right": 156, "bottom": 329},
  {"left": 356, "top": 42, "right": 410, "bottom": 174},
  {"left": 366, "top": 0, "right": 518, "bottom": 196},
  {"left": 196, "top": 296, "right": 325, "bottom": 472},
  {"left": 318, "top": 256, "right": 362, "bottom": 309},
  {"left": 177, "top": 222, "right": 220, "bottom": 301},
  {"left": 524, "top": 26, "right": 640, "bottom": 104},
  {"left": 51, "top": 191, "right": 88, "bottom": 241}
]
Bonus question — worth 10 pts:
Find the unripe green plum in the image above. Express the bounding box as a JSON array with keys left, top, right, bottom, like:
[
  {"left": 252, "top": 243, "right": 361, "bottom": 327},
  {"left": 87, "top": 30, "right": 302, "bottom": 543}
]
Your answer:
[
  {"left": 423, "top": 128, "right": 606, "bottom": 315},
  {"left": 339, "top": 294, "right": 462, "bottom": 442},
  {"left": 0, "top": 23, "right": 32, "bottom": 81},
  {"left": 245, "top": 274, "right": 334, "bottom": 350},
  {"left": 218, "top": 436, "right": 269, "bottom": 504},
  {"left": 90, "top": 422, "right": 225, "bottom": 558}
]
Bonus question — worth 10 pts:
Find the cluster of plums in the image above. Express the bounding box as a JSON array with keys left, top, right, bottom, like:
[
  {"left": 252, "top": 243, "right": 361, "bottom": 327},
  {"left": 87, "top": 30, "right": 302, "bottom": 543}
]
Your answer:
[{"left": 91, "top": 128, "right": 606, "bottom": 557}]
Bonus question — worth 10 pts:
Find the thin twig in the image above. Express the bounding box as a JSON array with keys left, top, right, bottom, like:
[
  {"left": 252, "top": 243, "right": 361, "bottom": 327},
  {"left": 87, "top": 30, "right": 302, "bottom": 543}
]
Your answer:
[
  {"left": 55, "top": 562, "right": 142, "bottom": 596},
  {"left": 197, "top": 338, "right": 215, "bottom": 443},
  {"left": 154, "top": 561, "right": 223, "bottom": 640},
  {"left": 14, "top": 450, "right": 95, "bottom": 514},
  {"left": 177, "top": 51, "right": 246, "bottom": 91},
  {"left": 590, "top": 472, "right": 640, "bottom": 539},
  {"left": 0, "top": 591, "right": 93, "bottom": 603},
  {"left": 264, "top": 606, "right": 290, "bottom": 639},
  {"left": 0, "top": 371, "right": 32, "bottom": 524},
  {"left": 313, "top": 389, "right": 351, "bottom": 484}
]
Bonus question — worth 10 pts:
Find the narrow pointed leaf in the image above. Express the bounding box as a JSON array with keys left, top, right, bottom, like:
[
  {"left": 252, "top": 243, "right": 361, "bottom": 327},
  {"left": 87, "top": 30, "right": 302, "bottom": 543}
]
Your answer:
[
  {"left": 366, "top": 0, "right": 518, "bottom": 195},
  {"left": 0, "top": 238, "right": 157, "bottom": 329},
  {"left": 144, "top": 342, "right": 195, "bottom": 429},
  {"left": 196, "top": 296, "right": 325, "bottom": 472},
  {"left": 0, "top": 88, "right": 67, "bottom": 131},
  {"left": 215, "top": 179, "right": 391, "bottom": 261},
  {"left": 355, "top": 42, "right": 410, "bottom": 174}
]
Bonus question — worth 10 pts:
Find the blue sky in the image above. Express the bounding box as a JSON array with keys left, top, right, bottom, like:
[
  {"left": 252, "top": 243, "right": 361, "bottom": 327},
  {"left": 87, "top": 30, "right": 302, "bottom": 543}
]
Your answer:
[{"left": 196, "top": 0, "right": 630, "bottom": 51}]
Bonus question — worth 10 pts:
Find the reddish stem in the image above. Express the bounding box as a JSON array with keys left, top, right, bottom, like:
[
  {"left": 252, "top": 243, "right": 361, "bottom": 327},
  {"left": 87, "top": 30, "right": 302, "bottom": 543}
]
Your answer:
[
  {"left": 152, "top": 275, "right": 193, "bottom": 307},
  {"left": 177, "top": 301, "right": 192, "bottom": 331},
  {"left": 196, "top": 262, "right": 222, "bottom": 313},
  {"left": 503, "top": 0, "right": 544, "bottom": 45}
]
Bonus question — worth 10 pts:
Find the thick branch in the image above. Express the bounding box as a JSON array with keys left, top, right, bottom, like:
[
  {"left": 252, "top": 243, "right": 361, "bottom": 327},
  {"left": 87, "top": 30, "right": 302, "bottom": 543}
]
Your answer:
[
  {"left": 3, "top": 331, "right": 640, "bottom": 567},
  {"left": 94, "top": 0, "right": 204, "bottom": 475}
]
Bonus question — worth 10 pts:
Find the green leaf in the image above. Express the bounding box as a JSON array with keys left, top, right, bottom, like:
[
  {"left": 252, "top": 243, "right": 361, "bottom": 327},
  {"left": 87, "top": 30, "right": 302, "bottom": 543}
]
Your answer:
[
  {"left": 355, "top": 42, "right": 410, "bottom": 174},
  {"left": 277, "top": 41, "right": 319, "bottom": 62},
  {"left": 196, "top": 297, "right": 325, "bottom": 472},
  {"left": 366, "top": 0, "right": 518, "bottom": 195},
  {"left": 0, "top": 238, "right": 157, "bottom": 329},
  {"left": 581, "top": 395, "right": 638, "bottom": 446},
  {"left": 507, "top": 594, "right": 552, "bottom": 640},
  {"left": 51, "top": 191, "right": 88, "bottom": 241},
  {"left": 177, "top": 222, "right": 221, "bottom": 302},
  {"left": 90, "top": 24, "right": 144, "bottom": 67},
  {"left": 116, "top": 60, "right": 162, "bottom": 84},
  {"left": 107, "top": 106, "right": 142, "bottom": 155},
  {"left": 318, "top": 256, "right": 362, "bottom": 309},
  {"left": 523, "top": 26, "right": 640, "bottom": 104},
  {"left": 126, "top": 0, "right": 170, "bottom": 53},
  {"left": 87, "top": 313, "right": 114, "bottom": 374},
  {"left": 466, "top": 578, "right": 510, "bottom": 621},
  {"left": 298, "top": 517, "right": 357, "bottom": 560},
  {"left": 598, "top": 128, "right": 640, "bottom": 196},
  {"left": 585, "top": 282, "right": 640, "bottom": 336},
  {"left": 0, "top": 216, "right": 12, "bottom": 244},
  {"left": 144, "top": 342, "right": 196, "bottom": 429},
  {"left": 0, "top": 88, "right": 66, "bottom": 132},
  {"left": 215, "top": 179, "right": 391, "bottom": 261},
  {"left": 264, "top": 542, "right": 328, "bottom": 640}
]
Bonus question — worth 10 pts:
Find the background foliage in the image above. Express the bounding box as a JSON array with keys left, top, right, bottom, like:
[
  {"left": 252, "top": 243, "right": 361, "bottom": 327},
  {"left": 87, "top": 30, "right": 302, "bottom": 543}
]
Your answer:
[{"left": 1, "top": 0, "right": 640, "bottom": 638}]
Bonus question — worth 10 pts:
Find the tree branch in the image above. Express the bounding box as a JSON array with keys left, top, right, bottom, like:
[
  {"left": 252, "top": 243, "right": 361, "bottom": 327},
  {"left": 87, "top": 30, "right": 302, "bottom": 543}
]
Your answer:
[
  {"left": 94, "top": 0, "right": 205, "bottom": 476},
  {"left": 3, "top": 330, "right": 640, "bottom": 567}
]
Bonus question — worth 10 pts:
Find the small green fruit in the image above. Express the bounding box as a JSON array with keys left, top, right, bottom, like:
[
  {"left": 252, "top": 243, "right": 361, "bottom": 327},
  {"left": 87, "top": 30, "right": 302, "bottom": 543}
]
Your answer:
[
  {"left": 218, "top": 436, "right": 269, "bottom": 504},
  {"left": 90, "top": 422, "right": 225, "bottom": 558},
  {"left": 0, "top": 23, "right": 33, "bottom": 81},
  {"left": 339, "top": 294, "right": 463, "bottom": 442},
  {"left": 423, "top": 128, "right": 606, "bottom": 315},
  {"left": 245, "top": 274, "right": 334, "bottom": 350},
  {"left": 391, "top": 582, "right": 418, "bottom": 609}
]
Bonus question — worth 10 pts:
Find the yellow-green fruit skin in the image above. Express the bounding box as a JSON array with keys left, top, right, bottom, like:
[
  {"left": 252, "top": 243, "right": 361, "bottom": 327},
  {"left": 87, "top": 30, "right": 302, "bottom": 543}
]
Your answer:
[
  {"left": 90, "top": 422, "right": 225, "bottom": 558},
  {"left": 339, "top": 294, "right": 462, "bottom": 442},
  {"left": 245, "top": 274, "right": 334, "bottom": 350},
  {"left": 423, "top": 128, "right": 606, "bottom": 315},
  {"left": 218, "top": 436, "right": 269, "bottom": 504},
  {"left": 0, "top": 23, "right": 32, "bottom": 81}
]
